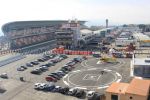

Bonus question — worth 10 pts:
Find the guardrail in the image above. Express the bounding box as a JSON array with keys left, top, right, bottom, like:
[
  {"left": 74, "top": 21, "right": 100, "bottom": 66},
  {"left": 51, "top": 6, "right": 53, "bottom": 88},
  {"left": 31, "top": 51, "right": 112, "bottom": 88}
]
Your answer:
[{"left": 0, "top": 54, "right": 26, "bottom": 67}]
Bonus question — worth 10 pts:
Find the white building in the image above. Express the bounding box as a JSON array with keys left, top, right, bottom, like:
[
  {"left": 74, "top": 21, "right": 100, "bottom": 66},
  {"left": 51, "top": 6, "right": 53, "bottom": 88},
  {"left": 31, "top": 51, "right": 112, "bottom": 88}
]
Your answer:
[
  {"left": 131, "top": 52, "right": 150, "bottom": 78},
  {"left": 133, "top": 32, "right": 150, "bottom": 47}
]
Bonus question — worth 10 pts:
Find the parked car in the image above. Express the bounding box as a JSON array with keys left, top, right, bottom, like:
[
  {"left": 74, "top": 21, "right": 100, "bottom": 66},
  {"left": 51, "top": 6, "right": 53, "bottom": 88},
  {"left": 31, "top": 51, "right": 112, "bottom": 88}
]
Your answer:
[
  {"left": 75, "top": 89, "right": 85, "bottom": 98},
  {"left": 68, "top": 88, "right": 78, "bottom": 96},
  {"left": 30, "top": 61, "right": 39, "bottom": 65},
  {"left": 45, "top": 76, "right": 57, "bottom": 82},
  {"left": 59, "top": 54, "right": 68, "bottom": 59},
  {"left": 60, "top": 87, "right": 70, "bottom": 94},
  {"left": 73, "top": 57, "right": 83, "bottom": 63},
  {"left": 37, "top": 58, "right": 45, "bottom": 62},
  {"left": 56, "top": 71, "right": 66, "bottom": 76},
  {"left": 39, "top": 66, "right": 48, "bottom": 71},
  {"left": 0, "top": 73, "right": 8, "bottom": 79},
  {"left": 48, "top": 74, "right": 61, "bottom": 80},
  {"left": 17, "top": 67, "right": 25, "bottom": 71},
  {"left": 93, "top": 54, "right": 101, "bottom": 58},
  {"left": 44, "top": 84, "right": 55, "bottom": 91},
  {"left": 60, "top": 68, "right": 69, "bottom": 74},
  {"left": 31, "top": 69, "right": 42, "bottom": 75},
  {"left": 20, "top": 66, "right": 27, "bottom": 69},
  {"left": 66, "top": 61, "right": 76, "bottom": 66},
  {"left": 52, "top": 86, "right": 62, "bottom": 92},
  {"left": 26, "top": 63, "right": 33, "bottom": 67},
  {"left": 51, "top": 72, "right": 63, "bottom": 78},
  {"left": 87, "top": 91, "right": 96, "bottom": 100}
]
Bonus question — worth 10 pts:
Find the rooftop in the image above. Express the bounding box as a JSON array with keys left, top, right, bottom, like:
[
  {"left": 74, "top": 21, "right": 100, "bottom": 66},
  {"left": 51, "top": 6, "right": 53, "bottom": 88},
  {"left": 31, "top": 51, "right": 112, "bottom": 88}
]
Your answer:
[
  {"left": 134, "top": 58, "right": 150, "bottom": 65},
  {"left": 126, "top": 78, "right": 150, "bottom": 96},
  {"left": 106, "top": 78, "right": 150, "bottom": 96},
  {"left": 106, "top": 83, "right": 129, "bottom": 94}
]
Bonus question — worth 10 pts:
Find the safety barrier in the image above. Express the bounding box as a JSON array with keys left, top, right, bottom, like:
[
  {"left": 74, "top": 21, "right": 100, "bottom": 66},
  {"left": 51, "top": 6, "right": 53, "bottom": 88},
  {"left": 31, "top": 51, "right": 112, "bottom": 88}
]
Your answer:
[{"left": 52, "top": 49, "right": 93, "bottom": 55}]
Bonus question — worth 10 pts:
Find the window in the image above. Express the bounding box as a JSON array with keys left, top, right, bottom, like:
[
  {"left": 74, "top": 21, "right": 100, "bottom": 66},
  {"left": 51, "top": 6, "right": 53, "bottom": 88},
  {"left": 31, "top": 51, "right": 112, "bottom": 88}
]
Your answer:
[
  {"left": 111, "top": 95, "right": 118, "bottom": 100},
  {"left": 130, "top": 96, "right": 133, "bottom": 99}
]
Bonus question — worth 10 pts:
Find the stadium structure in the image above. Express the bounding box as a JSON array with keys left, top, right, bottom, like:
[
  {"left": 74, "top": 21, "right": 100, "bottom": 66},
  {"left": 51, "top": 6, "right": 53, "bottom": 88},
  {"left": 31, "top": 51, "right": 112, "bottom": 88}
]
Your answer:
[{"left": 2, "top": 20, "right": 85, "bottom": 50}]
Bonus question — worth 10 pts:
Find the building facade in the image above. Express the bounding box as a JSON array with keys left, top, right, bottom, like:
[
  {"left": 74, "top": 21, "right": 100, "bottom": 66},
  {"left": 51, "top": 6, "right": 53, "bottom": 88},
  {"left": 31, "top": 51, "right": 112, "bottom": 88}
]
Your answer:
[{"left": 105, "top": 78, "right": 150, "bottom": 100}]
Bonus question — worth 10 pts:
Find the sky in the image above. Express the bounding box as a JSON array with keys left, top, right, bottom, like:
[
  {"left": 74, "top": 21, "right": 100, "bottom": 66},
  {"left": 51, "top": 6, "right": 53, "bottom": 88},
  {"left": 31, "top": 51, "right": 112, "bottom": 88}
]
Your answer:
[{"left": 0, "top": 0, "right": 150, "bottom": 35}]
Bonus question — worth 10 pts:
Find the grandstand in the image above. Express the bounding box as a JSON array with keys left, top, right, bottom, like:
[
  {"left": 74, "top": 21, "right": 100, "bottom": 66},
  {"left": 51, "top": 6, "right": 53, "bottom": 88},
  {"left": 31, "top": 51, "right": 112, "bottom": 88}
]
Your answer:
[{"left": 2, "top": 20, "right": 85, "bottom": 49}]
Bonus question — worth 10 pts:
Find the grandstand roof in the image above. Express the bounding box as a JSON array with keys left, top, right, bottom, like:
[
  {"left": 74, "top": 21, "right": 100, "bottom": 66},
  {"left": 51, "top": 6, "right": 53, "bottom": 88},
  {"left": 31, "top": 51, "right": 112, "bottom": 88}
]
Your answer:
[{"left": 2, "top": 20, "right": 86, "bottom": 33}]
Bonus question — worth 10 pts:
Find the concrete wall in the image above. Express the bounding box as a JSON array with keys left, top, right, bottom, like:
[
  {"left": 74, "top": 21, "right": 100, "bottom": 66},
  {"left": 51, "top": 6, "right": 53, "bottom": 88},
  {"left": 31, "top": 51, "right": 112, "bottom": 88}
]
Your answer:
[
  {"left": 125, "top": 93, "right": 148, "bottom": 100},
  {"left": 105, "top": 92, "right": 148, "bottom": 100}
]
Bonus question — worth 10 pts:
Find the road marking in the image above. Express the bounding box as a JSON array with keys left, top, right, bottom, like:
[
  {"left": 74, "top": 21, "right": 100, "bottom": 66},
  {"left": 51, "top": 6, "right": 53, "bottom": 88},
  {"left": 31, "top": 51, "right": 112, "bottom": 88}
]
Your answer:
[
  {"left": 64, "top": 81, "right": 69, "bottom": 86},
  {"left": 75, "top": 87, "right": 87, "bottom": 90},
  {"left": 116, "top": 72, "right": 121, "bottom": 77},
  {"left": 96, "top": 61, "right": 101, "bottom": 64}
]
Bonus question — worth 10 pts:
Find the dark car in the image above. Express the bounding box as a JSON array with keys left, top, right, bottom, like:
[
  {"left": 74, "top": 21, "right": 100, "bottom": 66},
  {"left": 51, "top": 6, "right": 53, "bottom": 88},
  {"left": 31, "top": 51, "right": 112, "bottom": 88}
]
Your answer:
[
  {"left": 37, "top": 58, "right": 45, "bottom": 62},
  {"left": 31, "top": 69, "right": 42, "bottom": 75},
  {"left": 61, "top": 67, "right": 72, "bottom": 71},
  {"left": 45, "top": 76, "right": 57, "bottom": 82},
  {"left": 75, "top": 89, "right": 85, "bottom": 98},
  {"left": 45, "top": 62, "right": 55, "bottom": 67},
  {"left": 60, "top": 87, "right": 70, "bottom": 94},
  {"left": 51, "top": 72, "right": 62, "bottom": 78},
  {"left": 59, "top": 54, "right": 68, "bottom": 59},
  {"left": 44, "top": 84, "right": 55, "bottom": 91},
  {"left": 66, "top": 61, "right": 76, "bottom": 66},
  {"left": 73, "top": 57, "right": 82, "bottom": 63},
  {"left": 60, "top": 69, "right": 69, "bottom": 74},
  {"left": 52, "top": 86, "right": 62, "bottom": 92},
  {"left": 20, "top": 66, "right": 27, "bottom": 69},
  {"left": 56, "top": 71, "right": 66, "bottom": 76},
  {"left": 48, "top": 74, "right": 60, "bottom": 80},
  {"left": 30, "top": 61, "right": 39, "bottom": 65},
  {"left": 26, "top": 63, "right": 33, "bottom": 67},
  {"left": 93, "top": 54, "right": 101, "bottom": 58},
  {"left": 39, "top": 66, "right": 48, "bottom": 71}
]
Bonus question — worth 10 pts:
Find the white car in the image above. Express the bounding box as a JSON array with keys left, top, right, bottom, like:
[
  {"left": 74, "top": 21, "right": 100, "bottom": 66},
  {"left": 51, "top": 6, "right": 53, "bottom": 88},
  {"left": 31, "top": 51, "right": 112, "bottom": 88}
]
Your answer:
[
  {"left": 0, "top": 73, "right": 8, "bottom": 78},
  {"left": 86, "top": 91, "right": 95, "bottom": 99},
  {"left": 34, "top": 83, "right": 48, "bottom": 90}
]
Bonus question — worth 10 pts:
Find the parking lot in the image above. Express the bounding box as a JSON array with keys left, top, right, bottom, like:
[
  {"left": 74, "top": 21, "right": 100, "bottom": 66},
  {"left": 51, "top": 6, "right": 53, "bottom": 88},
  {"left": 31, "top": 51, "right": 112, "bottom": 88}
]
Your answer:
[{"left": 0, "top": 53, "right": 132, "bottom": 100}]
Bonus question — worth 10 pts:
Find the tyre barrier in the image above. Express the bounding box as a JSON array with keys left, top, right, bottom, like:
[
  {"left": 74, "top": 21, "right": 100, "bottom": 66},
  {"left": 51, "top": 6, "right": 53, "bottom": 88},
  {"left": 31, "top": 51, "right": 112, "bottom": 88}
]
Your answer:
[
  {"left": 51, "top": 50, "right": 93, "bottom": 55},
  {"left": 0, "top": 54, "right": 26, "bottom": 67}
]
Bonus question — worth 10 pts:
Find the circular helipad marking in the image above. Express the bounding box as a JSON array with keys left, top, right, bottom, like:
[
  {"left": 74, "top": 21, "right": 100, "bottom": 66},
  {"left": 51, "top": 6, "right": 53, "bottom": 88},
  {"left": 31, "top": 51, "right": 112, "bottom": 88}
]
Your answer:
[{"left": 63, "top": 68, "right": 122, "bottom": 90}]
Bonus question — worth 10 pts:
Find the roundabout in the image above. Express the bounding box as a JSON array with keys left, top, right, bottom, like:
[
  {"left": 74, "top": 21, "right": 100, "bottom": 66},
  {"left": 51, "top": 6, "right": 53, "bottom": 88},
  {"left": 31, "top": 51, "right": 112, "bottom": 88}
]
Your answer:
[{"left": 63, "top": 68, "right": 122, "bottom": 90}]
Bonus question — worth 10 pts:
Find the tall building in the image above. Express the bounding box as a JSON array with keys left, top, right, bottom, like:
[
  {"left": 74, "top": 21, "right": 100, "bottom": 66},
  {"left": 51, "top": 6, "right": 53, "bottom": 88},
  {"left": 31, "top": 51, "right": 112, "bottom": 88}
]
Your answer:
[
  {"left": 106, "top": 19, "right": 108, "bottom": 28},
  {"left": 56, "top": 19, "right": 82, "bottom": 49}
]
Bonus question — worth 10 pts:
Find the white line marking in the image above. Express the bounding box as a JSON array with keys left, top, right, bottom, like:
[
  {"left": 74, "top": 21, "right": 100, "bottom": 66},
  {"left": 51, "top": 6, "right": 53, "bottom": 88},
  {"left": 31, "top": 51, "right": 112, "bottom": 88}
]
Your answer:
[
  {"left": 75, "top": 87, "right": 87, "bottom": 90},
  {"left": 116, "top": 79, "right": 121, "bottom": 82},
  {"left": 63, "top": 74, "right": 68, "bottom": 78},
  {"left": 116, "top": 72, "right": 121, "bottom": 77},
  {"left": 64, "top": 81, "right": 69, "bottom": 86},
  {"left": 96, "top": 61, "right": 101, "bottom": 64}
]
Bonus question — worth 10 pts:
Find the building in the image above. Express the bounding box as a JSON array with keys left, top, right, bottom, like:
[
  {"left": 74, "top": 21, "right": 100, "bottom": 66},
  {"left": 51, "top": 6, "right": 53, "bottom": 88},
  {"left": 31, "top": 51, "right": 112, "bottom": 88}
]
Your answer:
[
  {"left": 105, "top": 78, "right": 150, "bottom": 100},
  {"left": 106, "top": 19, "right": 108, "bottom": 28},
  {"left": 56, "top": 20, "right": 95, "bottom": 49},
  {"left": 115, "top": 31, "right": 135, "bottom": 47},
  {"left": 133, "top": 32, "right": 150, "bottom": 47},
  {"left": 131, "top": 51, "right": 150, "bottom": 78},
  {"left": 2, "top": 20, "right": 85, "bottom": 50}
]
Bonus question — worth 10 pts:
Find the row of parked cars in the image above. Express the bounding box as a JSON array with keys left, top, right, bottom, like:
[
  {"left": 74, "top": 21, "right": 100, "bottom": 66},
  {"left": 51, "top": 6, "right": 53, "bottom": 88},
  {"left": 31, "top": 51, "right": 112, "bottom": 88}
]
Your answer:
[
  {"left": 34, "top": 82, "right": 104, "bottom": 100},
  {"left": 30, "top": 54, "right": 68, "bottom": 75},
  {"left": 45, "top": 57, "right": 87, "bottom": 82}
]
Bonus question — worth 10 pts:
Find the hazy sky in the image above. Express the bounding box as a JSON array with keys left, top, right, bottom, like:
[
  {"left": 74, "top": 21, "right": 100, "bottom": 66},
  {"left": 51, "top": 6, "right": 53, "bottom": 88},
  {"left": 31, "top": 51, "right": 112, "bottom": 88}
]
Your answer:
[{"left": 0, "top": 0, "right": 150, "bottom": 35}]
